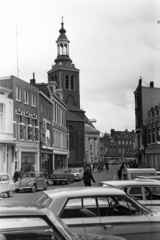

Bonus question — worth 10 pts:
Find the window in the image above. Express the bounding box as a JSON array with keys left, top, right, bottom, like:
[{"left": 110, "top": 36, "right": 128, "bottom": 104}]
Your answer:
[
  {"left": 16, "top": 86, "right": 22, "bottom": 101},
  {"left": 48, "top": 107, "right": 51, "bottom": 118},
  {"left": 24, "top": 90, "right": 29, "bottom": 104},
  {"left": 69, "top": 126, "right": 74, "bottom": 149},
  {"left": 32, "top": 93, "right": 36, "bottom": 107},
  {"left": 126, "top": 140, "right": 128, "bottom": 145},
  {"left": 45, "top": 105, "right": 47, "bottom": 116},
  {"left": 0, "top": 103, "right": 4, "bottom": 131},
  {"left": 124, "top": 187, "right": 143, "bottom": 200},
  {"left": 71, "top": 75, "right": 74, "bottom": 90},
  {"left": 65, "top": 75, "right": 69, "bottom": 89},
  {"left": 41, "top": 103, "right": 44, "bottom": 114}
]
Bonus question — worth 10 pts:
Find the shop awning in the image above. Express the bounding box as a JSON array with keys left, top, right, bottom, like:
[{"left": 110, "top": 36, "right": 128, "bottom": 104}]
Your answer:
[{"left": 0, "top": 140, "right": 16, "bottom": 146}]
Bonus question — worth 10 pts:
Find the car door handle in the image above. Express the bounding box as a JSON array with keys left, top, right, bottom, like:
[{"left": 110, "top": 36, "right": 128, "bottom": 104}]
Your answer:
[{"left": 103, "top": 224, "right": 113, "bottom": 230}]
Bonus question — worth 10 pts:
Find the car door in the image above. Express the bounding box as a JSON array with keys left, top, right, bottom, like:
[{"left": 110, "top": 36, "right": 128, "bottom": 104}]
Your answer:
[
  {"left": 36, "top": 173, "right": 43, "bottom": 189},
  {"left": 97, "top": 195, "right": 152, "bottom": 240},
  {"left": 60, "top": 197, "right": 103, "bottom": 236}
]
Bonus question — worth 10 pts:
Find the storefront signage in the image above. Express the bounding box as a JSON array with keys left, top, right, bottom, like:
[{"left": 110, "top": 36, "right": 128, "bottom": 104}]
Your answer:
[
  {"left": 16, "top": 141, "right": 39, "bottom": 148},
  {"left": 42, "top": 145, "right": 53, "bottom": 150}
]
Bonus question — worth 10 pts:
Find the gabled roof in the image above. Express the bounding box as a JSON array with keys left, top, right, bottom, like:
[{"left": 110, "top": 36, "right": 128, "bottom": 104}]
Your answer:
[
  {"left": 68, "top": 104, "right": 85, "bottom": 113},
  {"left": 85, "top": 123, "right": 100, "bottom": 133},
  {"left": 66, "top": 110, "right": 84, "bottom": 122}
]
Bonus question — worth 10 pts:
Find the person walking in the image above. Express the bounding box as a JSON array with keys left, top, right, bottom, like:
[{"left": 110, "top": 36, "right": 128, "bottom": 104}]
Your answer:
[
  {"left": 105, "top": 162, "right": 109, "bottom": 172},
  {"left": 13, "top": 169, "right": 20, "bottom": 183},
  {"left": 83, "top": 167, "right": 96, "bottom": 186},
  {"left": 19, "top": 168, "right": 24, "bottom": 179}
]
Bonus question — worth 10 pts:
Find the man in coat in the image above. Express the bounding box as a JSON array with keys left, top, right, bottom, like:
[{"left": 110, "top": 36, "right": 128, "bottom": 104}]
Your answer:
[{"left": 83, "top": 167, "right": 96, "bottom": 186}]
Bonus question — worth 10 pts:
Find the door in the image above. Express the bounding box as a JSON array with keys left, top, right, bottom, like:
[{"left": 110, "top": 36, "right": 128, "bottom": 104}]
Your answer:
[
  {"left": 98, "top": 196, "right": 151, "bottom": 240},
  {"left": 36, "top": 173, "right": 44, "bottom": 189}
]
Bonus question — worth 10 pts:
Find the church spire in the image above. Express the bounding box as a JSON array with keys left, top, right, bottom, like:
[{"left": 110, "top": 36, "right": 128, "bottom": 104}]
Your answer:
[{"left": 55, "top": 19, "right": 72, "bottom": 63}]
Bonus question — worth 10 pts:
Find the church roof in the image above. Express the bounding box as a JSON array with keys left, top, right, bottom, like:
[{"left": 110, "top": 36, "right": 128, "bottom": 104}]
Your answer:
[
  {"left": 56, "top": 22, "right": 70, "bottom": 43},
  {"left": 66, "top": 110, "right": 84, "bottom": 122},
  {"left": 68, "top": 104, "right": 85, "bottom": 113}
]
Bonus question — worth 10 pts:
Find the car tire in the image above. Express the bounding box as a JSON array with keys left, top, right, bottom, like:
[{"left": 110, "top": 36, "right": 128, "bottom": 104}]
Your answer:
[
  {"left": 15, "top": 189, "right": 19, "bottom": 193},
  {"left": 31, "top": 184, "right": 37, "bottom": 193},
  {"left": 7, "top": 190, "right": 14, "bottom": 198}
]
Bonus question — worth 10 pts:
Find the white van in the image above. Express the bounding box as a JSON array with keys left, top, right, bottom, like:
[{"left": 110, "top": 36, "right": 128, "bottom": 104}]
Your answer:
[{"left": 121, "top": 168, "right": 156, "bottom": 180}]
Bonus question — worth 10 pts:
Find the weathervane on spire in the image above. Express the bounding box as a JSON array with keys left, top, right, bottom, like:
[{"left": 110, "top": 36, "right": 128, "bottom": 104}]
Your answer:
[{"left": 61, "top": 15, "right": 64, "bottom": 23}]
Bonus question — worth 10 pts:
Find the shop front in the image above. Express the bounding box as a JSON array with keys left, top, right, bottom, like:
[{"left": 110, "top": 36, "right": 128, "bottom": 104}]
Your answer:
[
  {"left": 15, "top": 141, "right": 39, "bottom": 172},
  {"left": 145, "top": 145, "right": 160, "bottom": 170},
  {"left": 53, "top": 148, "right": 69, "bottom": 170},
  {"left": 40, "top": 145, "right": 53, "bottom": 177}
]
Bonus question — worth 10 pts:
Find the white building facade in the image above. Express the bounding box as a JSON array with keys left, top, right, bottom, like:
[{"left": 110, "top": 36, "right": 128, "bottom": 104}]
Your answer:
[{"left": 0, "top": 85, "right": 14, "bottom": 175}]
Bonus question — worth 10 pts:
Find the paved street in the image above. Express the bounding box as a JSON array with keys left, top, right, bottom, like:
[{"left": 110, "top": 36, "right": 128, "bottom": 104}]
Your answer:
[{"left": 2, "top": 164, "right": 120, "bottom": 202}]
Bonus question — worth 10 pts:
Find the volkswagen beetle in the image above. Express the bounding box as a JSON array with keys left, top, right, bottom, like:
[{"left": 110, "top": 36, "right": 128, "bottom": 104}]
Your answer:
[{"left": 17, "top": 171, "right": 48, "bottom": 193}]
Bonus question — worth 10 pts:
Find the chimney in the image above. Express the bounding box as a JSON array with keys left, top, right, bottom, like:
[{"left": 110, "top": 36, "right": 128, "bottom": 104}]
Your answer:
[
  {"left": 139, "top": 76, "right": 142, "bottom": 86},
  {"left": 150, "top": 81, "right": 154, "bottom": 88},
  {"left": 30, "top": 73, "right": 36, "bottom": 85}
]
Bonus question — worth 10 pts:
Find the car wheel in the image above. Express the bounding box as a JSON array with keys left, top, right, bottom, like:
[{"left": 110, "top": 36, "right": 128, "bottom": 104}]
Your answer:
[
  {"left": 15, "top": 189, "right": 19, "bottom": 193},
  {"left": 7, "top": 191, "right": 14, "bottom": 198},
  {"left": 31, "top": 184, "right": 37, "bottom": 193}
]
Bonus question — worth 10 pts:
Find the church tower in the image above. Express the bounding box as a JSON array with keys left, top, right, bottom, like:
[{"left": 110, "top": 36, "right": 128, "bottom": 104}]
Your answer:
[
  {"left": 48, "top": 20, "right": 85, "bottom": 167},
  {"left": 48, "top": 20, "right": 80, "bottom": 109}
]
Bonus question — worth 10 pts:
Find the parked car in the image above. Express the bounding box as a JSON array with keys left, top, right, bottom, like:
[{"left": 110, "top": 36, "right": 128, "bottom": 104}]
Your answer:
[
  {"left": 16, "top": 171, "right": 49, "bottom": 193},
  {"left": 100, "top": 179, "right": 160, "bottom": 208},
  {"left": 0, "top": 172, "right": 15, "bottom": 198},
  {"left": 71, "top": 168, "right": 83, "bottom": 181},
  {"left": 34, "top": 186, "right": 160, "bottom": 239},
  {"left": 50, "top": 169, "right": 74, "bottom": 185},
  {"left": 0, "top": 201, "right": 126, "bottom": 240}
]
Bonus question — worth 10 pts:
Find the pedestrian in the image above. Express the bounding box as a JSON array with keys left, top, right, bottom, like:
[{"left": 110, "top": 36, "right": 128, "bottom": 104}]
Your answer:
[
  {"left": 105, "top": 162, "right": 109, "bottom": 172},
  {"left": 13, "top": 169, "right": 20, "bottom": 189},
  {"left": 19, "top": 167, "right": 24, "bottom": 179},
  {"left": 83, "top": 167, "right": 96, "bottom": 186},
  {"left": 13, "top": 169, "right": 20, "bottom": 183}
]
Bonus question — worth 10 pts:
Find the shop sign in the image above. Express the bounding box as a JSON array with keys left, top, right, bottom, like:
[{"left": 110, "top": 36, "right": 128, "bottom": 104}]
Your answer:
[
  {"left": 42, "top": 145, "right": 53, "bottom": 150},
  {"left": 16, "top": 141, "right": 38, "bottom": 148}
]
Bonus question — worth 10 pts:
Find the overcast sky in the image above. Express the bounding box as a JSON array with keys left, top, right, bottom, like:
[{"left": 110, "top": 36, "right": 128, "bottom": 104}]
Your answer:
[{"left": 1, "top": 0, "right": 160, "bottom": 134}]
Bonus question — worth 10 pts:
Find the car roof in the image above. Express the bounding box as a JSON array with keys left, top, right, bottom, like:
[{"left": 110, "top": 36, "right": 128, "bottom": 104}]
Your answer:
[
  {"left": 44, "top": 186, "right": 125, "bottom": 199},
  {"left": 101, "top": 180, "right": 160, "bottom": 187},
  {"left": 122, "top": 168, "right": 156, "bottom": 173},
  {"left": 0, "top": 201, "right": 48, "bottom": 216}
]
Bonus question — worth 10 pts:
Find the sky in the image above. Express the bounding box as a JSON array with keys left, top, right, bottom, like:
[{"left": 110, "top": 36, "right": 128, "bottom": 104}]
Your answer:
[{"left": 1, "top": 0, "right": 160, "bottom": 134}]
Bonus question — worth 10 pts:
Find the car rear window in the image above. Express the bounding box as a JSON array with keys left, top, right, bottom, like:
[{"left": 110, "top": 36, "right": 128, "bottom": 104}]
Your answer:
[{"left": 34, "top": 193, "right": 53, "bottom": 207}]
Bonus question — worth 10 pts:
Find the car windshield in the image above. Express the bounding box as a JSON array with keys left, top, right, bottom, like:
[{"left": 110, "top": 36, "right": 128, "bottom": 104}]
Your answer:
[{"left": 25, "top": 173, "right": 35, "bottom": 178}]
